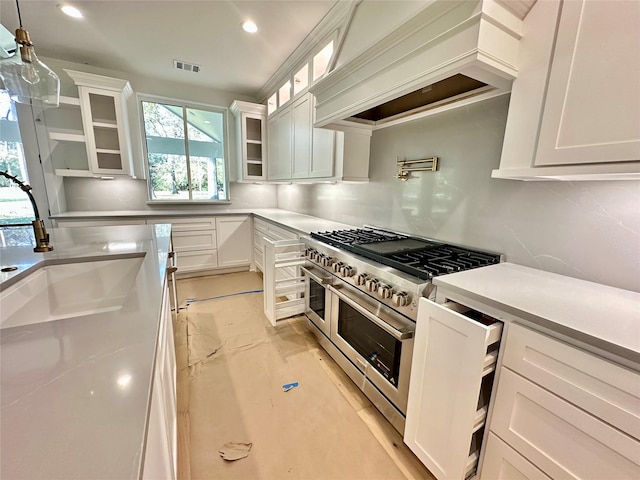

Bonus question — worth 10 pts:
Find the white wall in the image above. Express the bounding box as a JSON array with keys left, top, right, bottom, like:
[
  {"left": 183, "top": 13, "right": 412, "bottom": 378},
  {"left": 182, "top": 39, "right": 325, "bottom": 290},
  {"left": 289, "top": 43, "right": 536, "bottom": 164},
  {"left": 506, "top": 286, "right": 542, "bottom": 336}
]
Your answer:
[
  {"left": 277, "top": 95, "right": 640, "bottom": 293},
  {"left": 38, "top": 57, "right": 278, "bottom": 212}
]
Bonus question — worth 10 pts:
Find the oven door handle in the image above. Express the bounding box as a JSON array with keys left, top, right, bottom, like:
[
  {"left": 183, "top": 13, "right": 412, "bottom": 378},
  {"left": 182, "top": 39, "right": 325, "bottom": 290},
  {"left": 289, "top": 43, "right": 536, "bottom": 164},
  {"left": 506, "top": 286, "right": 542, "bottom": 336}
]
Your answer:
[
  {"left": 328, "top": 285, "right": 414, "bottom": 341},
  {"left": 301, "top": 265, "right": 332, "bottom": 285}
]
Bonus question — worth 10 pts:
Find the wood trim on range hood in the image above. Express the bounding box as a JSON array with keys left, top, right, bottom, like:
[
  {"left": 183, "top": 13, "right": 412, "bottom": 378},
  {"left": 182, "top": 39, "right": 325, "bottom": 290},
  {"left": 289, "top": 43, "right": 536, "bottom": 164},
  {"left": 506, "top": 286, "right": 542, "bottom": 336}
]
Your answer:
[{"left": 310, "top": 0, "right": 528, "bottom": 130}]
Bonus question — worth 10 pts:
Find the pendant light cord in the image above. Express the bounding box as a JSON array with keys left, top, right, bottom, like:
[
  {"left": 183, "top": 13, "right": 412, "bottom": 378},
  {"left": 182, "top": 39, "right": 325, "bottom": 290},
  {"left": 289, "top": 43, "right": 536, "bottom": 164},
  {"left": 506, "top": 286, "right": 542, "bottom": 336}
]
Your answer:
[{"left": 15, "top": 0, "right": 23, "bottom": 27}]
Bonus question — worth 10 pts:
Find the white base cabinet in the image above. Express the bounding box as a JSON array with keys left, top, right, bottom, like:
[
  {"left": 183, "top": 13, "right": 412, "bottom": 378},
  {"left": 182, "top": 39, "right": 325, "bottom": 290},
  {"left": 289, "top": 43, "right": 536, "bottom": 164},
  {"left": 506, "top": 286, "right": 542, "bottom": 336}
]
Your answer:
[
  {"left": 253, "top": 217, "right": 299, "bottom": 274},
  {"left": 148, "top": 217, "right": 218, "bottom": 275},
  {"left": 490, "top": 369, "right": 640, "bottom": 480},
  {"left": 215, "top": 216, "right": 252, "bottom": 268},
  {"left": 481, "top": 433, "right": 551, "bottom": 480},
  {"left": 404, "top": 298, "right": 502, "bottom": 480},
  {"left": 484, "top": 323, "right": 640, "bottom": 480},
  {"left": 143, "top": 285, "right": 177, "bottom": 479}
]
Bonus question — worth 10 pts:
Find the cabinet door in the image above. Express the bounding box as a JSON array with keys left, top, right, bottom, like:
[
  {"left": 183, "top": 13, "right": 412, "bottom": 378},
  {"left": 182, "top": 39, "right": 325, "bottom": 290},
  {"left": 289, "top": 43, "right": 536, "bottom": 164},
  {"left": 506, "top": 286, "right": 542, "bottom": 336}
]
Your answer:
[
  {"left": 480, "top": 433, "right": 551, "bottom": 480},
  {"left": 268, "top": 108, "right": 292, "bottom": 180},
  {"left": 216, "top": 216, "right": 252, "bottom": 267},
  {"left": 78, "top": 87, "right": 132, "bottom": 175},
  {"left": 311, "top": 128, "right": 335, "bottom": 178},
  {"left": 535, "top": 0, "right": 640, "bottom": 166},
  {"left": 292, "top": 94, "right": 312, "bottom": 179},
  {"left": 404, "top": 298, "right": 502, "bottom": 480},
  {"left": 243, "top": 113, "right": 266, "bottom": 180},
  {"left": 143, "top": 286, "right": 176, "bottom": 480},
  {"left": 491, "top": 369, "right": 640, "bottom": 480}
]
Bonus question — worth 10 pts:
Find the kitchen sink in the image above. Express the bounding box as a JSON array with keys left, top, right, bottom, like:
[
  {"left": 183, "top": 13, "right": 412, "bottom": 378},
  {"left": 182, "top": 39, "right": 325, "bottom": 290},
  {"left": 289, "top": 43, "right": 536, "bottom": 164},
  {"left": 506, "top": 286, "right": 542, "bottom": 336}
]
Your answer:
[{"left": 0, "top": 255, "right": 145, "bottom": 329}]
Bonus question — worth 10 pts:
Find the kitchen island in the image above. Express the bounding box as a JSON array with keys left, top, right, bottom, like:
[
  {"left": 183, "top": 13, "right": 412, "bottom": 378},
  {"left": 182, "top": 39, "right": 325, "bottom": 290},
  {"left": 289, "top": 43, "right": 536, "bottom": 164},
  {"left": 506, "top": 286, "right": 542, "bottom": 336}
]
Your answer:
[{"left": 0, "top": 225, "right": 172, "bottom": 479}]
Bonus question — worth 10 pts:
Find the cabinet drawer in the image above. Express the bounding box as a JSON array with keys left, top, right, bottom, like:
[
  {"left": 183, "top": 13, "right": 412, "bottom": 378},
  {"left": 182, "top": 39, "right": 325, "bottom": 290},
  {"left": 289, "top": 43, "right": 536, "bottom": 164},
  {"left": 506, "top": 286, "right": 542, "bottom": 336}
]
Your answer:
[
  {"left": 172, "top": 230, "right": 217, "bottom": 252},
  {"left": 174, "top": 249, "right": 218, "bottom": 273},
  {"left": 254, "top": 230, "right": 266, "bottom": 251},
  {"left": 503, "top": 323, "right": 640, "bottom": 439},
  {"left": 254, "top": 218, "right": 267, "bottom": 234},
  {"left": 480, "top": 433, "right": 550, "bottom": 480},
  {"left": 267, "top": 223, "right": 298, "bottom": 241},
  {"left": 491, "top": 368, "right": 640, "bottom": 480},
  {"left": 254, "top": 247, "right": 263, "bottom": 272},
  {"left": 148, "top": 217, "right": 216, "bottom": 232}
]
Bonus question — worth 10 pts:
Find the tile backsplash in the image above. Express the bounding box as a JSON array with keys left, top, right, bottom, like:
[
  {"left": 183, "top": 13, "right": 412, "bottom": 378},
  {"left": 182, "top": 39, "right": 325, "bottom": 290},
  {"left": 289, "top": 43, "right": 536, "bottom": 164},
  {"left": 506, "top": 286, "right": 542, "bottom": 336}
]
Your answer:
[
  {"left": 64, "top": 177, "right": 278, "bottom": 211},
  {"left": 277, "top": 95, "right": 640, "bottom": 292}
]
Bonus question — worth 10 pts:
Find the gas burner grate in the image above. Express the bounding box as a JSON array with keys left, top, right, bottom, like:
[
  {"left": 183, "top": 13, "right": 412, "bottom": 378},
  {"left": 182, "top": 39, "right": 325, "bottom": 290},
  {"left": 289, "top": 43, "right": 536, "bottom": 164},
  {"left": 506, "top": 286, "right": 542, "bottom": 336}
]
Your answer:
[
  {"left": 310, "top": 228, "right": 501, "bottom": 280},
  {"left": 311, "top": 228, "right": 407, "bottom": 248}
]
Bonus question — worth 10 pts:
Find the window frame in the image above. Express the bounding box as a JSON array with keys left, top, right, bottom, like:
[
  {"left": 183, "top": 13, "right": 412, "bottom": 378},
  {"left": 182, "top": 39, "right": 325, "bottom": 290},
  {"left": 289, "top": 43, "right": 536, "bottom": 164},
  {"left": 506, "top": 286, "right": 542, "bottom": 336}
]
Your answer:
[{"left": 138, "top": 93, "right": 231, "bottom": 204}]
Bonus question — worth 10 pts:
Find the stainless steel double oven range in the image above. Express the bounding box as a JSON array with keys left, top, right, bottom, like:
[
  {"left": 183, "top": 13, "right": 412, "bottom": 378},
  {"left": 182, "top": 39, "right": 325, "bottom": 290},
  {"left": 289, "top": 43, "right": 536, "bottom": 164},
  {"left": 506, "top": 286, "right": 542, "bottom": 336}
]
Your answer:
[{"left": 302, "top": 227, "right": 501, "bottom": 434}]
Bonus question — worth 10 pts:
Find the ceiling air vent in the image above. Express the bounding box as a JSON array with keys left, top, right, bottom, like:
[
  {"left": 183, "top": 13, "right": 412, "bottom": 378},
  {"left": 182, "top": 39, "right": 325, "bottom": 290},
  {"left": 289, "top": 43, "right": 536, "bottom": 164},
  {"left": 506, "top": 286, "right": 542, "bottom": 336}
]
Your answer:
[{"left": 174, "top": 59, "right": 201, "bottom": 73}]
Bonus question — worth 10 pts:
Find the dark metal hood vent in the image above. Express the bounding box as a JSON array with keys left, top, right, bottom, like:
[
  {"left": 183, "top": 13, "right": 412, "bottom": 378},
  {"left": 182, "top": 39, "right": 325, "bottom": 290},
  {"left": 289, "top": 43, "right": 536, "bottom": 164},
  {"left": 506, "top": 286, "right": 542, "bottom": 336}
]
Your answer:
[{"left": 352, "top": 74, "right": 489, "bottom": 123}]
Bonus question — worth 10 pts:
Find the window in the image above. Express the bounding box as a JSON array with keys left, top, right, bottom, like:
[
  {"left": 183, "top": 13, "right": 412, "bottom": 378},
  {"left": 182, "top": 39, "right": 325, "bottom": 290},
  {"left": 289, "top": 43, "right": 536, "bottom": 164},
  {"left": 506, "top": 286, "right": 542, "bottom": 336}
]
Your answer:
[
  {"left": 0, "top": 90, "right": 31, "bottom": 224},
  {"left": 313, "top": 40, "right": 334, "bottom": 81},
  {"left": 278, "top": 81, "right": 291, "bottom": 106},
  {"left": 293, "top": 64, "right": 309, "bottom": 95},
  {"left": 0, "top": 89, "right": 35, "bottom": 246},
  {"left": 141, "top": 98, "right": 228, "bottom": 201}
]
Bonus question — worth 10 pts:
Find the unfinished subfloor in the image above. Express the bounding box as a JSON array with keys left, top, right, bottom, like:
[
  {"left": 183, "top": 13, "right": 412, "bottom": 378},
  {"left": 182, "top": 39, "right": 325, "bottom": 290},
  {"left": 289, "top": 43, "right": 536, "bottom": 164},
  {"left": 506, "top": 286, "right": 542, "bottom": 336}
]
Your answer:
[{"left": 174, "top": 271, "right": 435, "bottom": 480}]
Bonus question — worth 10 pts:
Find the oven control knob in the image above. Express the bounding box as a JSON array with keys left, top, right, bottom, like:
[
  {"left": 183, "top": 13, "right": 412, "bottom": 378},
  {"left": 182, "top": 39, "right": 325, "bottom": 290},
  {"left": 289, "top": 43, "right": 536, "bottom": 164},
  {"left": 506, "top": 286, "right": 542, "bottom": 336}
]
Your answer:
[
  {"left": 391, "top": 291, "right": 410, "bottom": 307},
  {"left": 365, "top": 278, "right": 380, "bottom": 292},
  {"left": 332, "top": 261, "right": 345, "bottom": 273},
  {"left": 355, "top": 273, "right": 369, "bottom": 285},
  {"left": 315, "top": 253, "right": 325, "bottom": 263},
  {"left": 322, "top": 256, "right": 335, "bottom": 268},
  {"left": 305, "top": 248, "right": 316, "bottom": 259},
  {"left": 340, "top": 265, "right": 355, "bottom": 277},
  {"left": 378, "top": 284, "right": 393, "bottom": 299}
]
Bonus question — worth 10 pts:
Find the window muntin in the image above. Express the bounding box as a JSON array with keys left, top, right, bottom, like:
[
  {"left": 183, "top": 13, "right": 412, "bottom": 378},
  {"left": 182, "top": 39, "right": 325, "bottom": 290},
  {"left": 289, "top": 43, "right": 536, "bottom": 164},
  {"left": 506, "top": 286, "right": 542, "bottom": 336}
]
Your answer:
[{"left": 141, "top": 99, "right": 228, "bottom": 201}]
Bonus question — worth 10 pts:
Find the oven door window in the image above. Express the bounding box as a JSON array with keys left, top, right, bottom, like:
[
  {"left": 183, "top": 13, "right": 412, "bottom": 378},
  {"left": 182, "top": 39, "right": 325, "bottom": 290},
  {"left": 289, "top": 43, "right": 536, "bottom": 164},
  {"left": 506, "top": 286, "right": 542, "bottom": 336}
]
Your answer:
[
  {"left": 337, "top": 299, "right": 402, "bottom": 386},
  {"left": 309, "top": 278, "right": 326, "bottom": 320}
]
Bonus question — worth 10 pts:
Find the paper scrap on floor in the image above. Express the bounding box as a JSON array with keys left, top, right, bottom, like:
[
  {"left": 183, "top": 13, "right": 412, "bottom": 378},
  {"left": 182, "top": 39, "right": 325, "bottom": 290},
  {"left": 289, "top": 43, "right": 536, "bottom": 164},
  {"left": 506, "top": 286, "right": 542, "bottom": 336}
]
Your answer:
[
  {"left": 282, "top": 382, "right": 299, "bottom": 392},
  {"left": 218, "top": 442, "right": 253, "bottom": 461}
]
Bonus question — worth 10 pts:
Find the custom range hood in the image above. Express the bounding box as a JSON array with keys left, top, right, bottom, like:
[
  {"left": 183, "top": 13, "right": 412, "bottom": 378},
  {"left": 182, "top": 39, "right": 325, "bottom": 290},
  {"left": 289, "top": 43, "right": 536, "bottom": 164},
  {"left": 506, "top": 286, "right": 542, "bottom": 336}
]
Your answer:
[{"left": 310, "top": 0, "right": 535, "bottom": 130}]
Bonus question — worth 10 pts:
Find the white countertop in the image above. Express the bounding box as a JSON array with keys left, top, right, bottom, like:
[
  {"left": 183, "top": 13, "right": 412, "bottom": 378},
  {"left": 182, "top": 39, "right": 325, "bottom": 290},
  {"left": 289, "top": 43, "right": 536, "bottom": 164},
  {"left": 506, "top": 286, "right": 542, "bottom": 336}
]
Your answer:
[
  {"left": 50, "top": 208, "right": 358, "bottom": 235},
  {"left": 0, "top": 225, "right": 172, "bottom": 479},
  {"left": 434, "top": 263, "right": 640, "bottom": 363}
]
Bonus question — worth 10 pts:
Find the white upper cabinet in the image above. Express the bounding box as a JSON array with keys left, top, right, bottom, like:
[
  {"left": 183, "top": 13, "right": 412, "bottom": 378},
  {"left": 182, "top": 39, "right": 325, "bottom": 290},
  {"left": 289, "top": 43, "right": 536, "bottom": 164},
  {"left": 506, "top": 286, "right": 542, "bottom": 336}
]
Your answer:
[
  {"left": 64, "top": 69, "right": 137, "bottom": 177},
  {"left": 493, "top": 0, "right": 640, "bottom": 180},
  {"left": 291, "top": 93, "right": 313, "bottom": 179},
  {"left": 230, "top": 101, "right": 267, "bottom": 182},
  {"left": 267, "top": 107, "right": 293, "bottom": 181},
  {"left": 534, "top": 0, "right": 640, "bottom": 167}
]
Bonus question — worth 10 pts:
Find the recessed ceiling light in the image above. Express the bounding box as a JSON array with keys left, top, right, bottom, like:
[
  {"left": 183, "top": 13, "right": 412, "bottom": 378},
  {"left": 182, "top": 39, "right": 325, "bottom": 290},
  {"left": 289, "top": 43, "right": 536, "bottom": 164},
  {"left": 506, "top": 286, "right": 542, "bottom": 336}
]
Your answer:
[
  {"left": 58, "top": 4, "right": 84, "bottom": 18},
  {"left": 242, "top": 20, "right": 258, "bottom": 34}
]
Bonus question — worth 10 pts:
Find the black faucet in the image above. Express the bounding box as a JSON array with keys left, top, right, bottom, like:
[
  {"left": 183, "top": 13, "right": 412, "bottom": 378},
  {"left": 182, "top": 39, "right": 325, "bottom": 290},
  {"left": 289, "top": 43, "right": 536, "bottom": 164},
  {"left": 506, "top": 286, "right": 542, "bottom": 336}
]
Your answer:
[{"left": 0, "top": 170, "right": 53, "bottom": 252}]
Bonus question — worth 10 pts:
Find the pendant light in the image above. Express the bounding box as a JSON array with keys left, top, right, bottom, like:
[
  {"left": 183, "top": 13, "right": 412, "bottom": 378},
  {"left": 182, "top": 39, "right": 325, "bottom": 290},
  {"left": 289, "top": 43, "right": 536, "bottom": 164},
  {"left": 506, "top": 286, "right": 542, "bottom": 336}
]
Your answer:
[{"left": 0, "top": 0, "right": 60, "bottom": 107}]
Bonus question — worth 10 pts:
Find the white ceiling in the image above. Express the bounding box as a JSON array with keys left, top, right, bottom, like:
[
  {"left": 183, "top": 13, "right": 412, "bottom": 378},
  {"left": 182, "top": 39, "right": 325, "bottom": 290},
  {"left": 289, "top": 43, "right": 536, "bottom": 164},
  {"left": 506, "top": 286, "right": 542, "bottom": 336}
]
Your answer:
[{"left": 0, "top": 0, "right": 338, "bottom": 98}]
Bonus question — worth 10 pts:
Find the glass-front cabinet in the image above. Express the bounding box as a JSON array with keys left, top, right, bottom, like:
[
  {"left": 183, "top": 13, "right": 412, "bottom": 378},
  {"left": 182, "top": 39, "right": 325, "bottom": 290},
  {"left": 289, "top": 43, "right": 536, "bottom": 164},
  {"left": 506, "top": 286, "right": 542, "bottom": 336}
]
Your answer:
[
  {"left": 50, "top": 69, "right": 135, "bottom": 177},
  {"left": 230, "top": 100, "right": 267, "bottom": 182}
]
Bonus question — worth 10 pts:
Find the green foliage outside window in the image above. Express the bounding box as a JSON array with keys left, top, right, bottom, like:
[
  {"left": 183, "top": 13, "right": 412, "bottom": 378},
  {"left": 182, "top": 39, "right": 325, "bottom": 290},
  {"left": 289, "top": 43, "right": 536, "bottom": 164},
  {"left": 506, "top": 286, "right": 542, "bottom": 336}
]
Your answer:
[{"left": 142, "top": 99, "right": 227, "bottom": 201}]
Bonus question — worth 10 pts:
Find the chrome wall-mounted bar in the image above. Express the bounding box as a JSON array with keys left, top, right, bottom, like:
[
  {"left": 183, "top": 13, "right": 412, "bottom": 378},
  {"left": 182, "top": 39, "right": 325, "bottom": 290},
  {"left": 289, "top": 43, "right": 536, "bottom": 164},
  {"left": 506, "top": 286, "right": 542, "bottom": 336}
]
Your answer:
[{"left": 394, "top": 156, "right": 438, "bottom": 181}]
